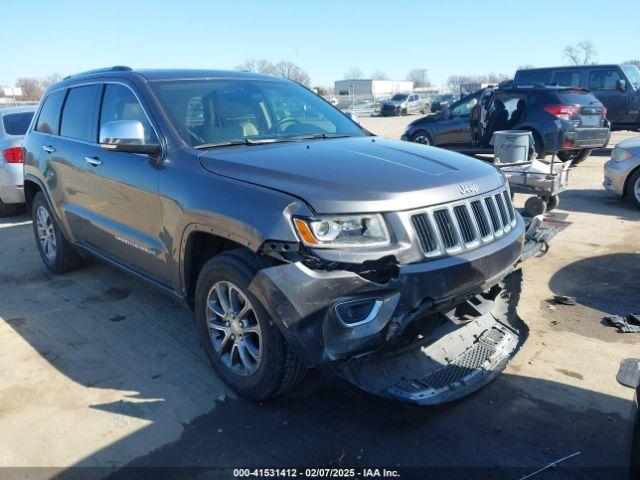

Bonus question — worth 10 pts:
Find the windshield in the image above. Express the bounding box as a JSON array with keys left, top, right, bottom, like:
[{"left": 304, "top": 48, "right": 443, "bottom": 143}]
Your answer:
[
  {"left": 436, "top": 94, "right": 452, "bottom": 101},
  {"left": 2, "top": 111, "right": 34, "bottom": 136},
  {"left": 622, "top": 65, "right": 640, "bottom": 89},
  {"left": 150, "top": 79, "right": 365, "bottom": 147},
  {"left": 390, "top": 94, "right": 408, "bottom": 101}
]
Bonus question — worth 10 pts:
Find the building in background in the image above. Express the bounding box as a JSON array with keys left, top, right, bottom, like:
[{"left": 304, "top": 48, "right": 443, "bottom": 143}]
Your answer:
[{"left": 334, "top": 79, "right": 414, "bottom": 98}]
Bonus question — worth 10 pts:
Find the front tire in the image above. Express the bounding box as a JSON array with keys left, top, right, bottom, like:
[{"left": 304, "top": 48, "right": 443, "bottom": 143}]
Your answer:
[
  {"left": 626, "top": 168, "right": 640, "bottom": 210},
  {"left": 411, "top": 130, "right": 432, "bottom": 145},
  {"left": 31, "top": 192, "right": 83, "bottom": 274},
  {"left": 195, "top": 250, "right": 305, "bottom": 400}
]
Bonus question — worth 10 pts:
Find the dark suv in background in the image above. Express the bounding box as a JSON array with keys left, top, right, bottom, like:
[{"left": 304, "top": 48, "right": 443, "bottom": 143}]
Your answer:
[
  {"left": 21, "top": 67, "right": 534, "bottom": 406},
  {"left": 514, "top": 64, "right": 640, "bottom": 131},
  {"left": 402, "top": 85, "right": 610, "bottom": 163}
]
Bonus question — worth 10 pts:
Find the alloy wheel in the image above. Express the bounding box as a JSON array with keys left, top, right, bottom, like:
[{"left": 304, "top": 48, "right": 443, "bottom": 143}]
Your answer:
[
  {"left": 36, "top": 206, "right": 56, "bottom": 262},
  {"left": 635, "top": 176, "right": 640, "bottom": 203},
  {"left": 206, "top": 281, "right": 263, "bottom": 376},
  {"left": 414, "top": 134, "right": 430, "bottom": 145}
]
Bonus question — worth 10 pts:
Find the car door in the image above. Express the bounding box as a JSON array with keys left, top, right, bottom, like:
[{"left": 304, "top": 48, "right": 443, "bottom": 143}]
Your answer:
[
  {"left": 434, "top": 93, "right": 480, "bottom": 146},
  {"left": 92, "top": 83, "right": 167, "bottom": 282},
  {"left": 588, "top": 68, "right": 628, "bottom": 124},
  {"left": 59, "top": 82, "right": 166, "bottom": 283},
  {"left": 408, "top": 94, "right": 418, "bottom": 113}
]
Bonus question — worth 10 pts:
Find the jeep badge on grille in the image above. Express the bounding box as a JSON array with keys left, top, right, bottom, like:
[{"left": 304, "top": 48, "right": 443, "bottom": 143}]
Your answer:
[{"left": 459, "top": 184, "right": 480, "bottom": 195}]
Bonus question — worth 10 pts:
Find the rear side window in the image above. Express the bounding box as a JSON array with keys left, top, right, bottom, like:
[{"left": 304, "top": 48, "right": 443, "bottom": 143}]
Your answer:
[
  {"left": 589, "top": 69, "right": 621, "bottom": 91},
  {"left": 36, "top": 90, "right": 66, "bottom": 134},
  {"left": 99, "top": 84, "right": 156, "bottom": 143},
  {"left": 60, "top": 85, "right": 102, "bottom": 142},
  {"left": 516, "top": 71, "right": 548, "bottom": 85},
  {"left": 3, "top": 112, "right": 35, "bottom": 135},
  {"left": 551, "top": 70, "right": 581, "bottom": 87}
]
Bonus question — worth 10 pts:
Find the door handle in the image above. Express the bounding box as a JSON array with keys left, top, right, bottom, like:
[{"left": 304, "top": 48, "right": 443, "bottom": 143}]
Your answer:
[
  {"left": 41, "top": 145, "right": 55, "bottom": 153},
  {"left": 84, "top": 156, "right": 102, "bottom": 167}
]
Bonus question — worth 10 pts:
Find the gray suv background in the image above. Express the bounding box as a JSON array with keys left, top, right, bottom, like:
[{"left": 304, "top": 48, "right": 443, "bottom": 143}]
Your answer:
[{"left": 22, "top": 67, "right": 526, "bottom": 404}]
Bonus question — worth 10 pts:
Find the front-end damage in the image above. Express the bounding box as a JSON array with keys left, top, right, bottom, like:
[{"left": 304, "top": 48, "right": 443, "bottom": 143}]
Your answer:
[{"left": 248, "top": 211, "right": 561, "bottom": 405}]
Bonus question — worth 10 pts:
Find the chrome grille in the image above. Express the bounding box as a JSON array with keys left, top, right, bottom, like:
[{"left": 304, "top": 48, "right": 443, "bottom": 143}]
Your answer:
[
  {"left": 411, "top": 213, "right": 437, "bottom": 253},
  {"left": 433, "top": 209, "right": 458, "bottom": 249},
  {"left": 453, "top": 205, "right": 476, "bottom": 243},
  {"left": 410, "top": 186, "right": 517, "bottom": 257},
  {"left": 470, "top": 200, "right": 490, "bottom": 238}
]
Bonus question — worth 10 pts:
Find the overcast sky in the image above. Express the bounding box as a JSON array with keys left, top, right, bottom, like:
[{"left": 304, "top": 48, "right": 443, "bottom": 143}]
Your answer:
[{"left": 2, "top": 0, "right": 640, "bottom": 88}]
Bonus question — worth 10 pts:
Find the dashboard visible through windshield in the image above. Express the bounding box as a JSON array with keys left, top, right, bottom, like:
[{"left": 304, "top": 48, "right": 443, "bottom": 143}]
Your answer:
[{"left": 150, "top": 79, "right": 365, "bottom": 148}]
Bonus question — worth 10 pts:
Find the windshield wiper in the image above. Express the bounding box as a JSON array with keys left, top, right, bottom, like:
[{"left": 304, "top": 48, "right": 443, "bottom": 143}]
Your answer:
[
  {"left": 289, "top": 133, "right": 353, "bottom": 140},
  {"left": 194, "top": 138, "right": 297, "bottom": 150}
]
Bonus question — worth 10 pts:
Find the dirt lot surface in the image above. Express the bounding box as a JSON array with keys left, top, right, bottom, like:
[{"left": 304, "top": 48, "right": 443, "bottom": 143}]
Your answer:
[{"left": 0, "top": 115, "right": 638, "bottom": 479}]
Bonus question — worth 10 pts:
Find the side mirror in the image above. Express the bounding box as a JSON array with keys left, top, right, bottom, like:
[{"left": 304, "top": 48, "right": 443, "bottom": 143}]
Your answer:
[
  {"left": 616, "top": 79, "right": 627, "bottom": 92},
  {"left": 99, "top": 120, "right": 160, "bottom": 155}
]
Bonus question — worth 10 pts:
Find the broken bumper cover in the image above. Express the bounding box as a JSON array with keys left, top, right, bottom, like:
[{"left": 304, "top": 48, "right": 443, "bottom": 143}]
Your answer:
[
  {"left": 248, "top": 218, "right": 525, "bottom": 368},
  {"left": 336, "top": 271, "right": 524, "bottom": 405}
]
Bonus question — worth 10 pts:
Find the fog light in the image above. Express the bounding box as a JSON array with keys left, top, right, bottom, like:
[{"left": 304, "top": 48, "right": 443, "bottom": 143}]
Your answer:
[{"left": 335, "top": 298, "right": 383, "bottom": 327}]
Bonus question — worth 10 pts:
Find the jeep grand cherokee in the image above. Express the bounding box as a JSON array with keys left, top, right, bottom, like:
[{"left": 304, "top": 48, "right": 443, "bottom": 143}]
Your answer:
[{"left": 23, "top": 67, "right": 530, "bottom": 405}]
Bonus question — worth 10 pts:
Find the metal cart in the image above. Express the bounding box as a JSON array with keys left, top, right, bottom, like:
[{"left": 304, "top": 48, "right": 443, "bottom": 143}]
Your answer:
[{"left": 497, "top": 154, "right": 572, "bottom": 217}]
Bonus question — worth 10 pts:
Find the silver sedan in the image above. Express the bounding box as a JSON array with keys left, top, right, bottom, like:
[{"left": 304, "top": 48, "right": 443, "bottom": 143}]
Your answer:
[
  {"left": 0, "top": 105, "right": 37, "bottom": 216},
  {"left": 604, "top": 136, "right": 640, "bottom": 209}
]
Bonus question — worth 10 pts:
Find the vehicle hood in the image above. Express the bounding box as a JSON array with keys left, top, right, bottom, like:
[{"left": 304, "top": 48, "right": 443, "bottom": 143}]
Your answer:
[
  {"left": 616, "top": 135, "right": 640, "bottom": 153},
  {"left": 198, "top": 137, "right": 504, "bottom": 214}
]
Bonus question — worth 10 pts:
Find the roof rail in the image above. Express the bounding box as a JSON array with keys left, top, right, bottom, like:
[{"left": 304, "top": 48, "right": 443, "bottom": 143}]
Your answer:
[{"left": 63, "top": 66, "right": 132, "bottom": 80}]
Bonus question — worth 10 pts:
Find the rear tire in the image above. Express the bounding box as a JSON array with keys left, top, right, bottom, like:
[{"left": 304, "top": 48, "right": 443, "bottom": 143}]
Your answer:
[
  {"left": 195, "top": 250, "right": 305, "bottom": 400},
  {"left": 31, "top": 192, "right": 83, "bottom": 274},
  {"left": 558, "top": 149, "right": 591, "bottom": 164},
  {"left": 0, "top": 199, "right": 22, "bottom": 217},
  {"left": 626, "top": 168, "right": 640, "bottom": 210}
]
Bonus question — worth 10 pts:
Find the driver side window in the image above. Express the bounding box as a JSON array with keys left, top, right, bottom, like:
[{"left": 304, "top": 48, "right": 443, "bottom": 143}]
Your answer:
[
  {"left": 451, "top": 96, "right": 479, "bottom": 118},
  {"left": 100, "top": 84, "right": 156, "bottom": 143}
]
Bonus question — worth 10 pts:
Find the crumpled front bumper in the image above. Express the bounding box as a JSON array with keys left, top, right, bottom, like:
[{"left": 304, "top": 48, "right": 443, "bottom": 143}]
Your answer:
[{"left": 248, "top": 221, "right": 525, "bottom": 368}]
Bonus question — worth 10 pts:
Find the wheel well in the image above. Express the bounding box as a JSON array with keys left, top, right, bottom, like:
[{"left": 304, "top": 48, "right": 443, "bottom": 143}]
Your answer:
[
  {"left": 411, "top": 129, "right": 432, "bottom": 143},
  {"left": 23, "top": 180, "right": 42, "bottom": 212},
  {"left": 623, "top": 164, "right": 640, "bottom": 198},
  {"left": 182, "top": 231, "right": 252, "bottom": 305},
  {"left": 519, "top": 127, "right": 544, "bottom": 154}
]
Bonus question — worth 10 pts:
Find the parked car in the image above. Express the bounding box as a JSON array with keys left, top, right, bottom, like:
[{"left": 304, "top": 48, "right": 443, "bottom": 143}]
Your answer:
[
  {"left": 0, "top": 105, "right": 37, "bottom": 216},
  {"left": 380, "top": 92, "right": 427, "bottom": 116},
  {"left": 514, "top": 64, "right": 640, "bottom": 131},
  {"left": 430, "top": 94, "right": 457, "bottom": 112},
  {"left": 402, "top": 85, "right": 610, "bottom": 163},
  {"left": 24, "top": 66, "right": 539, "bottom": 405},
  {"left": 603, "top": 136, "right": 640, "bottom": 209}
]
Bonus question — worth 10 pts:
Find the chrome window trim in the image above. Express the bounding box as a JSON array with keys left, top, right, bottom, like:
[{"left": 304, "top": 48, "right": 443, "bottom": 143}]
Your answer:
[{"left": 34, "top": 80, "right": 161, "bottom": 148}]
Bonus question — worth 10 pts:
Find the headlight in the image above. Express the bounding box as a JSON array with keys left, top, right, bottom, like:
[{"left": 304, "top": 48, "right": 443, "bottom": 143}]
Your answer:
[
  {"left": 611, "top": 148, "right": 635, "bottom": 163},
  {"left": 293, "top": 214, "right": 390, "bottom": 248}
]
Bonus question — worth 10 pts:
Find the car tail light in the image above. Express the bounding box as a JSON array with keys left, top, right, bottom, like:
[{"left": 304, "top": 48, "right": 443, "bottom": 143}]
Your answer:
[
  {"left": 544, "top": 105, "right": 581, "bottom": 121},
  {"left": 602, "top": 107, "right": 608, "bottom": 118},
  {"left": 2, "top": 147, "right": 23, "bottom": 164}
]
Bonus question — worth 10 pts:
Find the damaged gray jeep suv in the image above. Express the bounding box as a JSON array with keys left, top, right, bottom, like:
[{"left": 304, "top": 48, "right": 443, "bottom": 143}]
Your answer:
[{"left": 23, "top": 67, "right": 529, "bottom": 405}]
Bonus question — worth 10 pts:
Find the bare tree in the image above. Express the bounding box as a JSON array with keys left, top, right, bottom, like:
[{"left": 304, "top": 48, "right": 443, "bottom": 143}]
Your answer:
[
  {"left": 234, "top": 59, "right": 311, "bottom": 86},
  {"left": 563, "top": 41, "right": 597, "bottom": 65},
  {"left": 15, "top": 78, "right": 42, "bottom": 100},
  {"left": 344, "top": 67, "right": 364, "bottom": 80},
  {"left": 406, "top": 69, "right": 430, "bottom": 88},
  {"left": 370, "top": 70, "right": 389, "bottom": 80},
  {"left": 624, "top": 59, "right": 640, "bottom": 67},
  {"left": 40, "top": 73, "right": 64, "bottom": 90},
  {"left": 517, "top": 64, "right": 534, "bottom": 70}
]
